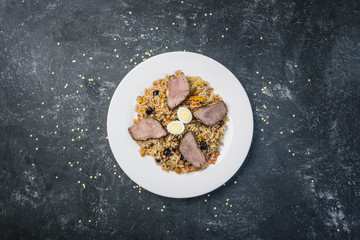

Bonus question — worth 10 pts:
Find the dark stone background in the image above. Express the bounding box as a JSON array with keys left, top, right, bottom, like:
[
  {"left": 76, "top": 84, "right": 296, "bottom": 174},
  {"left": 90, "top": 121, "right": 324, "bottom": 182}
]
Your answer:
[{"left": 1, "top": 0, "right": 360, "bottom": 239}]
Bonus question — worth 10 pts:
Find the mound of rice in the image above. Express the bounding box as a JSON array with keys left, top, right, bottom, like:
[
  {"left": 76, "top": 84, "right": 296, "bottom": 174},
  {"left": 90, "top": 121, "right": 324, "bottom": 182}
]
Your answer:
[{"left": 133, "top": 70, "right": 228, "bottom": 173}]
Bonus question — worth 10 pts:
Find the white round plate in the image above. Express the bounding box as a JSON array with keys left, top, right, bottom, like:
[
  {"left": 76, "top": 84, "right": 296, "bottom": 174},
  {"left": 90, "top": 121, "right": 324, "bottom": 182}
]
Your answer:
[{"left": 107, "top": 52, "right": 253, "bottom": 198}]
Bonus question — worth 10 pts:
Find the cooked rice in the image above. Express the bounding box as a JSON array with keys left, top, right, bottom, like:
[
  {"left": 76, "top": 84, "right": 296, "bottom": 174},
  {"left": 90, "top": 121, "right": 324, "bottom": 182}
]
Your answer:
[{"left": 133, "top": 70, "right": 228, "bottom": 173}]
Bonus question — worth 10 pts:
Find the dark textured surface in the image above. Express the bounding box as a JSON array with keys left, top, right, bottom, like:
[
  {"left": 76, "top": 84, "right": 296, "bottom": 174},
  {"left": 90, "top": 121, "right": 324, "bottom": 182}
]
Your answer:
[{"left": 1, "top": 0, "right": 360, "bottom": 239}]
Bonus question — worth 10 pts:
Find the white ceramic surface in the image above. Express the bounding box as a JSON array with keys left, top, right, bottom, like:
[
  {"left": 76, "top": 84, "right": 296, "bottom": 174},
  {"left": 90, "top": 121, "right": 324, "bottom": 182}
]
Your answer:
[{"left": 107, "top": 52, "right": 253, "bottom": 198}]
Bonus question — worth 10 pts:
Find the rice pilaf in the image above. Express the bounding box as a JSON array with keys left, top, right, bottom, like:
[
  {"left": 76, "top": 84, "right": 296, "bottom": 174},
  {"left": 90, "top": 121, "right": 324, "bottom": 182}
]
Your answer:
[{"left": 133, "top": 70, "right": 228, "bottom": 173}]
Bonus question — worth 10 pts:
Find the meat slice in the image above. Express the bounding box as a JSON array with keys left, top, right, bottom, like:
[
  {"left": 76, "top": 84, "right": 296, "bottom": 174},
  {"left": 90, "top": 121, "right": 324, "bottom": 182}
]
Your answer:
[
  {"left": 193, "top": 101, "right": 227, "bottom": 126},
  {"left": 179, "top": 132, "right": 206, "bottom": 168},
  {"left": 167, "top": 72, "right": 190, "bottom": 109},
  {"left": 128, "top": 118, "right": 167, "bottom": 140}
]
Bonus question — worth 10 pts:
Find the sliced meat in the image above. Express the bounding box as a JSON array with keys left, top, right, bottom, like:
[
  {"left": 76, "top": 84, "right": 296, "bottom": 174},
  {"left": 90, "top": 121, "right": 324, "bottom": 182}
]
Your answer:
[
  {"left": 193, "top": 101, "right": 227, "bottom": 126},
  {"left": 179, "top": 132, "right": 206, "bottom": 168},
  {"left": 128, "top": 118, "right": 167, "bottom": 140},
  {"left": 167, "top": 72, "right": 190, "bottom": 109}
]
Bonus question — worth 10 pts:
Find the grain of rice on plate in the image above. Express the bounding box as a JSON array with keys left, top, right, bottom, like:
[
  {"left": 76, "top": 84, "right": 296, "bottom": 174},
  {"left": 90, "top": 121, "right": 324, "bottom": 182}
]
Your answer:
[{"left": 132, "top": 70, "right": 228, "bottom": 174}]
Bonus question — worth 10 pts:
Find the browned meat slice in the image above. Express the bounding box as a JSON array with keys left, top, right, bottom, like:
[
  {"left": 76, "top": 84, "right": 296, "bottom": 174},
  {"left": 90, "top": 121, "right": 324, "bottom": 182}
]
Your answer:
[
  {"left": 167, "top": 72, "right": 189, "bottom": 109},
  {"left": 128, "top": 118, "right": 167, "bottom": 140},
  {"left": 193, "top": 101, "right": 227, "bottom": 126},
  {"left": 179, "top": 132, "right": 206, "bottom": 168}
]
